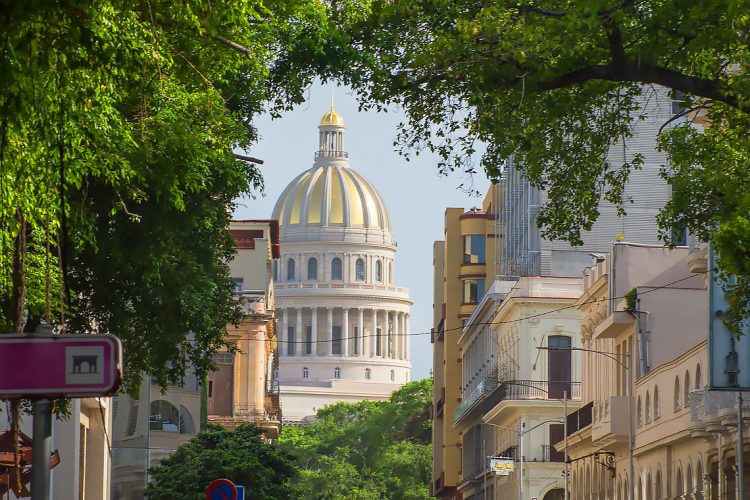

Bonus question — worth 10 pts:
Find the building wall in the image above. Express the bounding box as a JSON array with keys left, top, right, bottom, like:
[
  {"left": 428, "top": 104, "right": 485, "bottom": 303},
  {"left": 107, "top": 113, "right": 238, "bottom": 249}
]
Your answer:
[{"left": 432, "top": 188, "right": 498, "bottom": 498}]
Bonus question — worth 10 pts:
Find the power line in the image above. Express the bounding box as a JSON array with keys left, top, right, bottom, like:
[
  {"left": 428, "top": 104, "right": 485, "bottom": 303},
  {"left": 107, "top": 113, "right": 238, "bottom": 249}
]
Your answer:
[{"left": 211, "top": 272, "right": 701, "bottom": 345}]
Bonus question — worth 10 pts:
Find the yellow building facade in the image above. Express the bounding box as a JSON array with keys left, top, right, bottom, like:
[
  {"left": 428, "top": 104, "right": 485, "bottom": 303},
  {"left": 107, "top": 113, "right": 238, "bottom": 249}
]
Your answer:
[{"left": 432, "top": 187, "right": 498, "bottom": 498}]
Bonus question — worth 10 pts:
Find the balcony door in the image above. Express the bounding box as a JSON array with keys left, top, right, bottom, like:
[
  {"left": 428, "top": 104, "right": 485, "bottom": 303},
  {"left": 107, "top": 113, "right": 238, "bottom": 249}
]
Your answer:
[{"left": 548, "top": 335, "right": 571, "bottom": 399}]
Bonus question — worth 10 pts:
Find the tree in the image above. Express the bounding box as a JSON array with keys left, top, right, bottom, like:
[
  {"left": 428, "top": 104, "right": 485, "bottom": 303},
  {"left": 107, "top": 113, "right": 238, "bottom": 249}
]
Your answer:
[
  {"left": 0, "top": 0, "right": 351, "bottom": 388},
  {"left": 145, "top": 424, "right": 297, "bottom": 499},
  {"left": 304, "top": 0, "right": 750, "bottom": 329},
  {"left": 278, "top": 379, "right": 432, "bottom": 499}
]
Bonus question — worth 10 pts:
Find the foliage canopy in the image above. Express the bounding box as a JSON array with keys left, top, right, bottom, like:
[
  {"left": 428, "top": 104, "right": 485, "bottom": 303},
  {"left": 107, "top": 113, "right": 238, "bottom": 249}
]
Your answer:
[
  {"left": 145, "top": 424, "right": 297, "bottom": 499},
  {"left": 302, "top": 0, "right": 750, "bottom": 329},
  {"left": 278, "top": 379, "right": 433, "bottom": 499},
  {"left": 0, "top": 0, "right": 347, "bottom": 388}
]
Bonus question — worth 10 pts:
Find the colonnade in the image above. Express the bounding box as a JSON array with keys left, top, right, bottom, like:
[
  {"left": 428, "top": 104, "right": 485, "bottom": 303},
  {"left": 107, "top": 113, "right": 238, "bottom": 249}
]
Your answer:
[{"left": 279, "top": 307, "right": 410, "bottom": 360}]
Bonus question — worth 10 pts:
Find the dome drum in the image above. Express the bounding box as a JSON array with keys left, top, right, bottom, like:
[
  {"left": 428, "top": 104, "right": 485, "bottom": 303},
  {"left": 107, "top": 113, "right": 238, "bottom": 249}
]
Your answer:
[{"left": 273, "top": 102, "right": 411, "bottom": 423}]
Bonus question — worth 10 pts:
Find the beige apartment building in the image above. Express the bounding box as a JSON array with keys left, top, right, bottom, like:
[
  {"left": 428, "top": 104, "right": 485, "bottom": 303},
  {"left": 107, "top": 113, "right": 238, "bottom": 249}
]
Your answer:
[
  {"left": 432, "top": 187, "right": 498, "bottom": 499},
  {"left": 564, "top": 242, "right": 750, "bottom": 499},
  {"left": 486, "top": 276, "right": 583, "bottom": 500},
  {"left": 207, "top": 219, "right": 282, "bottom": 438}
]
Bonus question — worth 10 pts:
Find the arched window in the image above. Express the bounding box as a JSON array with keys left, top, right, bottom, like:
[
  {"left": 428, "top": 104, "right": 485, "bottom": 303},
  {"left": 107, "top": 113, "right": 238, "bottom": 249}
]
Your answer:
[
  {"left": 676, "top": 467, "right": 684, "bottom": 496},
  {"left": 390, "top": 369, "right": 395, "bottom": 381},
  {"left": 302, "top": 366, "right": 309, "bottom": 379},
  {"left": 646, "top": 473, "right": 653, "bottom": 500},
  {"left": 150, "top": 400, "right": 180, "bottom": 433},
  {"left": 287, "top": 258, "right": 296, "bottom": 281},
  {"left": 655, "top": 470, "right": 663, "bottom": 500},
  {"left": 365, "top": 368, "right": 371, "bottom": 380},
  {"left": 307, "top": 257, "right": 318, "bottom": 280},
  {"left": 638, "top": 476, "right": 643, "bottom": 500},
  {"left": 674, "top": 376, "right": 681, "bottom": 411},
  {"left": 331, "top": 257, "right": 342, "bottom": 280},
  {"left": 637, "top": 396, "right": 643, "bottom": 427},
  {"left": 355, "top": 258, "right": 365, "bottom": 281},
  {"left": 645, "top": 391, "right": 652, "bottom": 424},
  {"left": 334, "top": 367, "right": 341, "bottom": 379},
  {"left": 684, "top": 370, "right": 691, "bottom": 407},
  {"left": 686, "top": 464, "right": 694, "bottom": 497},
  {"left": 654, "top": 386, "right": 661, "bottom": 419},
  {"left": 375, "top": 260, "right": 382, "bottom": 282},
  {"left": 695, "top": 364, "right": 702, "bottom": 389},
  {"left": 695, "top": 461, "right": 704, "bottom": 499}
]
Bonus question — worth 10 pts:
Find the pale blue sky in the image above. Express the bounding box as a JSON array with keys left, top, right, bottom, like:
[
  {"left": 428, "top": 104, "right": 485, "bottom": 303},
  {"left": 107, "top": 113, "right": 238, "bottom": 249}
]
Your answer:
[{"left": 233, "top": 84, "right": 490, "bottom": 380}]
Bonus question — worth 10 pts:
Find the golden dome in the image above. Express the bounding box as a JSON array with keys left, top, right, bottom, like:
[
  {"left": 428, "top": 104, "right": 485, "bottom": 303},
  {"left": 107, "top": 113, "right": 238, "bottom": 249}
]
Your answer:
[
  {"left": 272, "top": 165, "right": 391, "bottom": 233},
  {"left": 319, "top": 107, "right": 344, "bottom": 127}
]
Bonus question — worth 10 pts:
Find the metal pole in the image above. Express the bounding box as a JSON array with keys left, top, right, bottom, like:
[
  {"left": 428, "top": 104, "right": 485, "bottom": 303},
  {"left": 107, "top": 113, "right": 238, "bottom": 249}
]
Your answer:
[
  {"left": 564, "top": 390, "right": 569, "bottom": 500},
  {"left": 483, "top": 434, "right": 487, "bottom": 500},
  {"left": 31, "top": 398, "right": 52, "bottom": 500},
  {"left": 519, "top": 419, "right": 524, "bottom": 500},
  {"left": 738, "top": 392, "right": 744, "bottom": 500}
]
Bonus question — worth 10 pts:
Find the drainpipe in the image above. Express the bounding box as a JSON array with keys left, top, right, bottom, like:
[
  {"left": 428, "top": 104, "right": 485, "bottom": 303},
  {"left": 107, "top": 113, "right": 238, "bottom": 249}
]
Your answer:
[{"left": 629, "top": 307, "right": 650, "bottom": 377}]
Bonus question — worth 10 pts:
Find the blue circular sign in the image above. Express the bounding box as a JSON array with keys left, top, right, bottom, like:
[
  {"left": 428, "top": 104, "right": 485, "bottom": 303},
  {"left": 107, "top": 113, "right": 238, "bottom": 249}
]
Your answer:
[{"left": 206, "top": 478, "right": 237, "bottom": 500}]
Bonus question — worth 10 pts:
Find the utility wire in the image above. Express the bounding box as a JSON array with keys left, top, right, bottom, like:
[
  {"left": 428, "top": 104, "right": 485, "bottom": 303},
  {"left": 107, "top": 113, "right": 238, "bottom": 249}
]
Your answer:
[{"left": 217, "top": 272, "right": 701, "bottom": 345}]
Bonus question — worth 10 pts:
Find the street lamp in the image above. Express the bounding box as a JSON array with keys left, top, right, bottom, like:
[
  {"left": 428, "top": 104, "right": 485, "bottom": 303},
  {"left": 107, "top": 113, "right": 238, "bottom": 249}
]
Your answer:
[
  {"left": 482, "top": 381, "right": 571, "bottom": 500},
  {"left": 538, "top": 346, "right": 635, "bottom": 500}
]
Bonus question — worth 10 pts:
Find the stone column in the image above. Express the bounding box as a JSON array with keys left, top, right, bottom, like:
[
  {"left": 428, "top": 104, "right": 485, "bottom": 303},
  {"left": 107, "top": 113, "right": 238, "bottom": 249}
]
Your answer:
[
  {"left": 358, "top": 308, "right": 365, "bottom": 356},
  {"left": 386, "top": 311, "right": 392, "bottom": 358},
  {"left": 342, "top": 308, "right": 350, "bottom": 357},
  {"left": 294, "top": 308, "right": 302, "bottom": 357},
  {"left": 311, "top": 307, "right": 318, "bottom": 356},
  {"left": 370, "top": 309, "right": 378, "bottom": 357},
  {"left": 326, "top": 307, "right": 333, "bottom": 356},
  {"left": 405, "top": 313, "right": 410, "bottom": 360},
  {"left": 394, "top": 312, "right": 404, "bottom": 359},
  {"left": 281, "top": 309, "right": 288, "bottom": 358}
]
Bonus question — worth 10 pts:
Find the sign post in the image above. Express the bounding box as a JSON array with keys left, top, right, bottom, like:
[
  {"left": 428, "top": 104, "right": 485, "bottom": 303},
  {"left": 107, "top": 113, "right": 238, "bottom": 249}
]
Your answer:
[{"left": 0, "top": 330, "right": 122, "bottom": 500}]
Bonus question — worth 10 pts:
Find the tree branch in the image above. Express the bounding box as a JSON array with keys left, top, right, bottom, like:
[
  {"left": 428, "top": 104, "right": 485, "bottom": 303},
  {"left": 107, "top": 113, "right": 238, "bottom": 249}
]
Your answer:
[
  {"left": 234, "top": 153, "right": 264, "bottom": 165},
  {"left": 540, "top": 62, "right": 738, "bottom": 109},
  {"left": 212, "top": 35, "right": 252, "bottom": 59}
]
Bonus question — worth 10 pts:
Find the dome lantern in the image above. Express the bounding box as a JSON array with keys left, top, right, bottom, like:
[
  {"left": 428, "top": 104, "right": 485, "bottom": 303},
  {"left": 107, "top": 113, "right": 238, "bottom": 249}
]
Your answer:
[{"left": 316, "top": 96, "right": 347, "bottom": 159}]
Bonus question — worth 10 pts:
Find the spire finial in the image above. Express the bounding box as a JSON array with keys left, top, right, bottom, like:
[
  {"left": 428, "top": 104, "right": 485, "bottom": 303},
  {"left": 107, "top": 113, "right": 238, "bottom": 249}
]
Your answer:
[{"left": 330, "top": 88, "right": 335, "bottom": 111}]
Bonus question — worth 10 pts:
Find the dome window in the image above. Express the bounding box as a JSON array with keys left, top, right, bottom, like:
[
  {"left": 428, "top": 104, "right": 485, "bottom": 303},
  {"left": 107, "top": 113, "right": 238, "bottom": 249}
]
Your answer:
[
  {"left": 287, "top": 259, "right": 296, "bottom": 281},
  {"left": 334, "top": 367, "right": 341, "bottom": 379},
  {"left": 307, "top": 257, "right": 318, "bottom": 280},
  {"left": 331, "top": 258, "right": 343, "bottom": 280},
  {"left": 302, "top": 367, "right": 309, "bottom": 379},
  {"left": 390, "top": 369, "right": 395, "bottom": 381},
  {"left": 375, "top": 260, "right": 383, "bottom": 282},
  {"left": 365, "top": 368, "right": 371, "bottom": 380},
  {"left": 355, "top": 258, "right": 366, "bottom": 281}
]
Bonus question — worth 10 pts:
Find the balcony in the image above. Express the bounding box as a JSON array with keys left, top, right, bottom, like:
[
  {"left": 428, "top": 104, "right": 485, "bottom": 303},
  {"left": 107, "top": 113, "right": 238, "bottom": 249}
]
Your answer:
[
  {"left": 592, "top": 396, "right": 630, "bottom": 446},
  {"left": 566, "top": 401, "right": 593, "bottom": 437},
  {"left": 688, "top": 389, "right": 750, "bottom": 437},
  {"left": 483, "top": 380, "right": 582, "bottom": 414},
  {"left": 454, "top": 374, "right": 498, "bottom": 426},
  {"left": 208, "top": 404, "right": 282, "bottom": 437}
]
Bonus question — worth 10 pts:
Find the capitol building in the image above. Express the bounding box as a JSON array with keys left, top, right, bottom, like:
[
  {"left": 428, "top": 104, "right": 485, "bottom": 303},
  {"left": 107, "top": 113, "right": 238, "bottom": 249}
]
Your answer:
[{"left": 271, "top": 103, "right": 413, "bottom": 423}]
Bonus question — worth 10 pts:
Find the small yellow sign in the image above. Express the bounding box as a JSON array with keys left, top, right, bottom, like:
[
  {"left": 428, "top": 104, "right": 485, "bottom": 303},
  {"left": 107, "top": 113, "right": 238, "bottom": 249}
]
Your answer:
[{"left": 489, "top": 458, "right": 514, "bottom": 476}]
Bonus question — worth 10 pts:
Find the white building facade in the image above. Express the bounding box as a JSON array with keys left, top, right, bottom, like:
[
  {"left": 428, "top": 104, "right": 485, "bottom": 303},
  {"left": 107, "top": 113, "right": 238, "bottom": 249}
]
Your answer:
[{"left": 271, "top": 105, "right": 412, "bottom": 423}]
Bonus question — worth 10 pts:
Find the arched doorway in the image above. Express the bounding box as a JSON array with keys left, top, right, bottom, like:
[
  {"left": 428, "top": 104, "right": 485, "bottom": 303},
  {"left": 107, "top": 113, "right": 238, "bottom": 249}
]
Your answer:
[{"left": 543, "top": 488, "right": 565, "bottom": 500}]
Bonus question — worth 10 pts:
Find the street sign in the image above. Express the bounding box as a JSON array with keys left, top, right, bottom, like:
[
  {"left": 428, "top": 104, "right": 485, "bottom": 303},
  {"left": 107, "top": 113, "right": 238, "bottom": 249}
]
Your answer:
[
  {"left": 0, "top": 334, "right": 121, "bottom": 398},
  {"left": 236, "top": 485, "right": 245, "bottom": 500},
  {"left": 206, "top": 479, "right": 237, "bottom": 500},
  {"left": 708, "top": 249, "right": 750, "bottom": 390}
]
